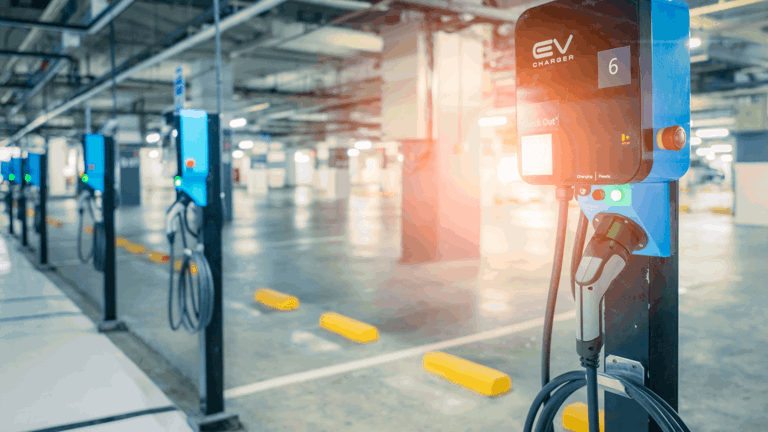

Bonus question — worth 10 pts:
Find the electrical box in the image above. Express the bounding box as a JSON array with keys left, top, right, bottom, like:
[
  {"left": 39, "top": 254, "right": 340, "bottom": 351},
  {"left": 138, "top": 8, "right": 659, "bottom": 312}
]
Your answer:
[
  {"left": 177, "top": 109, "right": 209, "bottom": 207},
  {"left": 514, "top": 0, "right": 690, "bottom": 186},
  {"left": 10, "top": 157, "right": 22, "bottom": 185},
  {"left": 27, "top": 153, "right": 42, "bottom": 187},
  {"left": 83, "top": 134, "right": 106, "bottom": 193}
]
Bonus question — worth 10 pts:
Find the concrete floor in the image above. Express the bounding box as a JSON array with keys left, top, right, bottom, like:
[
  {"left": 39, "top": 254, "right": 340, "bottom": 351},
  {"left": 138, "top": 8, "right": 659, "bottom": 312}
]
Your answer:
[{"left": 4, "top": 185, "right": 767, "bottom": 431}]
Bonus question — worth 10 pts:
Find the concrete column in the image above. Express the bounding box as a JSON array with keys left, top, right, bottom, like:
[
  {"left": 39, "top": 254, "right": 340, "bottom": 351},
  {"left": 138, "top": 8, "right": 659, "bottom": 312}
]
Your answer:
[{"left": 381, "top": 14, "right": 488, "bottom": 263}]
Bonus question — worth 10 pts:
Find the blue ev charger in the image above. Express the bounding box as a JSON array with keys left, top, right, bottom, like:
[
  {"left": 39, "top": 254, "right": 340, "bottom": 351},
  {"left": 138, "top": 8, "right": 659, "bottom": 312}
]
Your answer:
[
  {"left": 176, "top": 109, "right": 209, "bottom": 207},
  {"left": 516, "top": 0, "right": 690, "bottom": 256},
  {"left": 0, "top": 160, "right": 9, "bottom": 183},
  {"left": 27, "top": 153, "right": 42, "bottom": 187},
  {"left": 10, "top": 157, "right": 22, "bottom": 185},
  {"left": 83, "top": 134, "right": 106, "bottom": 193}
]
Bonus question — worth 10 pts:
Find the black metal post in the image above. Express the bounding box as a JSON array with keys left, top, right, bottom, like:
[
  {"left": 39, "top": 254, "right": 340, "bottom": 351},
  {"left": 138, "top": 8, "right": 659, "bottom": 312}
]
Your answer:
[
  {"left": 201, "top": 114, "right": 224, "bottom": 415},
  {"left": 604, "top": 181, "right": 679, "bottom": 432},
  {"left": 19, "top": 157, "right": 28, "bottom": 247},
  {"left": 103, "top": 136, "right": 117, "bottom": 323},
  {"left": 6, "top": 186, "right": 12, "bottom": 235},
  {"left": 39, "top": 152, "right": 48, "bottom": 265}
]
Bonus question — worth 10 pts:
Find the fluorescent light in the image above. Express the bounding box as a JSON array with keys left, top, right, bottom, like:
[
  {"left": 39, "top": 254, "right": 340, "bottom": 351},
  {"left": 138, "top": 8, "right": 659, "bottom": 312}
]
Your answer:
[
  {"left": 239, "top": 140, "right": 254, "bottom": 150},
  {"left": 691, "top": 117, "right": 735, "bottom": 127},
  {"left": 354, "top": 140, "right": 372, "bottom": 150},
  {"left": 478, "top": 116, "right": 508, "bottom": 127},
  {"left": 148, "top": 150, "right": 159, "bottom": 159},
  {"left": 710, "top": 144, "right": 733, "bottom": 153},
  {"left": 690, "top": 137, "right": 702, "bottom": 146},
  {"left": 229, "top": 118, "right": 247, "bottom": 128},
  {"left": 706, "top": 153, "right": 716, "bottom": 161},
  {"left": 146, "top": 133, "right": 160, "bottom": 143},
  {"left": 172, "top": 129, "right": 178, "bottom": 138},
  {"left": 347, "top": 148, "right": 360, "bottom": 157},
  {"left": 397, "top": 154, "right": 404, "bottom": 162},
  {"left": 232, "top": 150, "right": 244, "bottom": 159},
  {"left": 689, "top": 37, "right": 702, "bottom": 49},
  {"left": 294, "top": 152, "right": 310, "bottom": 163},
  {"left": 695, "top": 128, "right": 729, "bottom": 138},
  {"left": 695, "top": 148, "right": 711, "bottom": 156},
  {"left": 721, "top": 155, "right": 734, "bottom": 162}
]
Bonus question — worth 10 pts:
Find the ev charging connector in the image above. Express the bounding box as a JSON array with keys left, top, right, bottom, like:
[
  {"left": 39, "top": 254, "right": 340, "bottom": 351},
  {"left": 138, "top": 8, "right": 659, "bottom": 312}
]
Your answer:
[{"left": 574, "top": 214, "right": 647, "bottom": 363}]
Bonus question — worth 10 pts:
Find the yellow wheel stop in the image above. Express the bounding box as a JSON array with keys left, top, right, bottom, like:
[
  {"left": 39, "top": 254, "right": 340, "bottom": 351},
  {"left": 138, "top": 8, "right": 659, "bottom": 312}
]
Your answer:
[
  {"left": 148, "top": 252, "right": 170, "bottom": 263},
  {"left": 125, "top": 242, "right": 146, "bottom": 254},
  {"left": 562, "top": 402, "right": 605, "bottom": 432},
  {"left": 422, "top": 352, "right": 511, "bottom": 397},
  {"left": 116, "top": 237, "right": 129, "bottom": 247},
  {"left": 254, "top": 288, "right": 299, "bottom": 311},
  {"left": 319, "top": 312, "right": 378, "bottom": 343}
]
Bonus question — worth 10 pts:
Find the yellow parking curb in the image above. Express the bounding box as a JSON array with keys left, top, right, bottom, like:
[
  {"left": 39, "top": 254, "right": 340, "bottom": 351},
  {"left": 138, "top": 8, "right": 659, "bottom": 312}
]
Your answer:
[
  {"left": 710, "top": 206, "right": 732, "bottom": 215},
  {"left": 422, "top": 352, "right": 511, "bottom": 397},
  {"left": 319, "top": 312, "right": 378, "bottom": 343},
  {"left": 148, "top": 252, "right": 170, "bottom": 263},
  {"left": 84, "top": 225, "right": 94, "bottom": 234},
  {"left": 116, "top": 237, "right": 129, "bottom": 247},
  {"left": 562, "top": 402, "right": 605, "bottom": 432},
  {"left": 679, "top": 205, "right": 691, "bottom": 213},
  {"left": 254, "top": 288, "right": 299, "bottom": 311},
  {"left": 125, "top": 242, "right": 146, "bottom": 255}
]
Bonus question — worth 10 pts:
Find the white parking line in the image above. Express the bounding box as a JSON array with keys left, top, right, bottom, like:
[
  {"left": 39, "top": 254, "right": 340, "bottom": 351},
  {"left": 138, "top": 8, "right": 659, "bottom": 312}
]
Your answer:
[{"left": 224, "top": 310, "right": 576, "bottom": 399}]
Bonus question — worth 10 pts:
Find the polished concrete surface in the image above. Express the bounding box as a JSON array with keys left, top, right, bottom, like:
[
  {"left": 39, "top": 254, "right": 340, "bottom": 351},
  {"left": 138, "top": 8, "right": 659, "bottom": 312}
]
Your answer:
[
  {"left": 3, "top": 185, "right": 767, "bottom": 431},
  {"left": 0, "top": 235, "right": 192, "bottom": 432}
]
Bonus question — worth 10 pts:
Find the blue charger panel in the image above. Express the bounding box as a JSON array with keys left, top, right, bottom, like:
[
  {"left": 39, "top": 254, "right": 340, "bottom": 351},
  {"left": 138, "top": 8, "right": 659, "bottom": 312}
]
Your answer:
[
  {"left": 10, "top": 157, "right": 22, "bottom": 185},
  {"left": 578, "top": 183, "right": 671, "bottom": 257},
  {"left": 27, "top": 153, "right": 42, "bottom": 187},
  {"left": 178, "top": 109, "right": 209, "bottom": 207},
  {"left": 645, "top": 0, "right": 691, "bottom": 182},
  {"left": 1, "top": 161, "right": 9, "bottom": 182},
  {"left": 84, "top": 134, "right": 106, "bottom": 193}
]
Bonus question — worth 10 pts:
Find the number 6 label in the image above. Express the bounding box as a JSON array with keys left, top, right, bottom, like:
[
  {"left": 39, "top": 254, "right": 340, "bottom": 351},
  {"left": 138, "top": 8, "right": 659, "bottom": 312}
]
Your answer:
[{"left": 598, "top": 46, "right": 631, "bottom": 88}]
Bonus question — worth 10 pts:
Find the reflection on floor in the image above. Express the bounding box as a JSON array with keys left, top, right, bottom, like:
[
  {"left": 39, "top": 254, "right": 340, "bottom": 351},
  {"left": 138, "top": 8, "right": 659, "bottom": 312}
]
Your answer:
[{"left": 1, "top": 185, "right": 765, "bottom": 431}]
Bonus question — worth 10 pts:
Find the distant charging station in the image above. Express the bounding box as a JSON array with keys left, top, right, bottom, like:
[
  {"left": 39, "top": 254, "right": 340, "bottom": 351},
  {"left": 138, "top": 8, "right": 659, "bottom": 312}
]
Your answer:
[
  {"left": 83, "top": 133, "right": 106, "bottom": 194},
  {"left": 27, "top": 153, "right": 42, "bottom": 187},
  {"left": 10, "top": 157, "right": 22, "bottom": 185}
]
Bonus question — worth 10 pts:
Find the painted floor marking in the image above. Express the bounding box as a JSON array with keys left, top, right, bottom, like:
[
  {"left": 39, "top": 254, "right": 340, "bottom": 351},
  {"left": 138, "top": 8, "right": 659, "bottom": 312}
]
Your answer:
[
  {"left": 384, "top": 374, "right": 477, "bottom": 415},
  {"left": 289, "top": 330, "right": 342, "bottom": 353},
  {"left": 224, "top": 310, "right": 576, "bottom": 399},
  {"left": 226, "top": 301, "right": 261, "bottom": 318}
]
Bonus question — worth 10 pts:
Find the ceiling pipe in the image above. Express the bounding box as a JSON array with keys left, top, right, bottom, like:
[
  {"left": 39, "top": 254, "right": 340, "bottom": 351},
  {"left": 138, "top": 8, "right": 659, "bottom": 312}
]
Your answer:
[
  {"left": 0, "top": 0, "right": 135, "bottom": 35},
  {"left": 1, "top": 0, "right": 291, "bottom": 147},
  {"left": 3, "top": 0, "right": 135, "bottom": 117}
]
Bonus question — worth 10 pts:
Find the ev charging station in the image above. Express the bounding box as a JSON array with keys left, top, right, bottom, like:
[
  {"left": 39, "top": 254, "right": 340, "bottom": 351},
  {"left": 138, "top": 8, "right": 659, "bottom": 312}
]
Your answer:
[
  {"left": 27, "top": 151, "right": 50, "bottom": 266},
  {"left": 9, "top": 153, "right": 29, "bottom": 246},
  {"left": 1, "top": 159, "right": 10, "bottom": 234},
  {"left": 515, "top": 0, "right": 691, "bottom": 431},
  {"left": 165, "top": 108, "right": 238, "bottom": 429},
  {"left": 78, "top": 133, "right": 121, "bottom": 330}
]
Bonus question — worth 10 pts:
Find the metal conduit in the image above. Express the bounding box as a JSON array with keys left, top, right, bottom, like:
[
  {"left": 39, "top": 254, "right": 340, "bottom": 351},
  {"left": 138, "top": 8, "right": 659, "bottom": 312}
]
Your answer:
[{"left": 1, "top": 0, "right": 291, "bottom": 147}]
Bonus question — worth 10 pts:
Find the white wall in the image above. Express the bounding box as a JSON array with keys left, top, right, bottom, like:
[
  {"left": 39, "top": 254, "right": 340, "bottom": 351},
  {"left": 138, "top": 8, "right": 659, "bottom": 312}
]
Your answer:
[{"left": 734, "top": 163, "right": 768, "bottom": 226}]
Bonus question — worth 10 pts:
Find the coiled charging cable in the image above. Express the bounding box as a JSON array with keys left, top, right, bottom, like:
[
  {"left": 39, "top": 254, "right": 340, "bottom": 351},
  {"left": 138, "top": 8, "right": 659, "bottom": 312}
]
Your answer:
[
  {"left": 77, "top": 190, "right": 106, "bottom": 272},
  {"left": 166, "top": 196, "right": 214, "bottom": 333}
]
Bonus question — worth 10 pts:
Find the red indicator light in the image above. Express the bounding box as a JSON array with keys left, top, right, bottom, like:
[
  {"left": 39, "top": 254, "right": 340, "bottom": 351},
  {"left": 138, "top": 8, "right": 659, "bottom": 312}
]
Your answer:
[{"left": 185, "top": 158, "right": 196, "bottom": 169}]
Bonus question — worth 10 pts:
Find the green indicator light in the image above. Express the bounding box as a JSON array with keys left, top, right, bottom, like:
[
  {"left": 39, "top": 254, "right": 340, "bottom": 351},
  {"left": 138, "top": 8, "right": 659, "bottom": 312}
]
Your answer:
[
  {"left": 174, "top": 176, "right": 181, "bottom": 187},
  {"left": 82, "top": 174, "right": 89, "bottom": 182},
  {"left": 24, "top": 174, "right": 31, "bottom": 182},
  {"left": 9, "top": 174, "right": 15, "bottom": 181}
]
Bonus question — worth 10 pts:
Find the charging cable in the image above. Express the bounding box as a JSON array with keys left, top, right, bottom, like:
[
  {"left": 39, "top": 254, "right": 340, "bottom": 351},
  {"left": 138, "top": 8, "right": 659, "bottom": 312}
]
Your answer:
[{"left": 166, "top": 195, "right": 214, "bottom": 333}]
